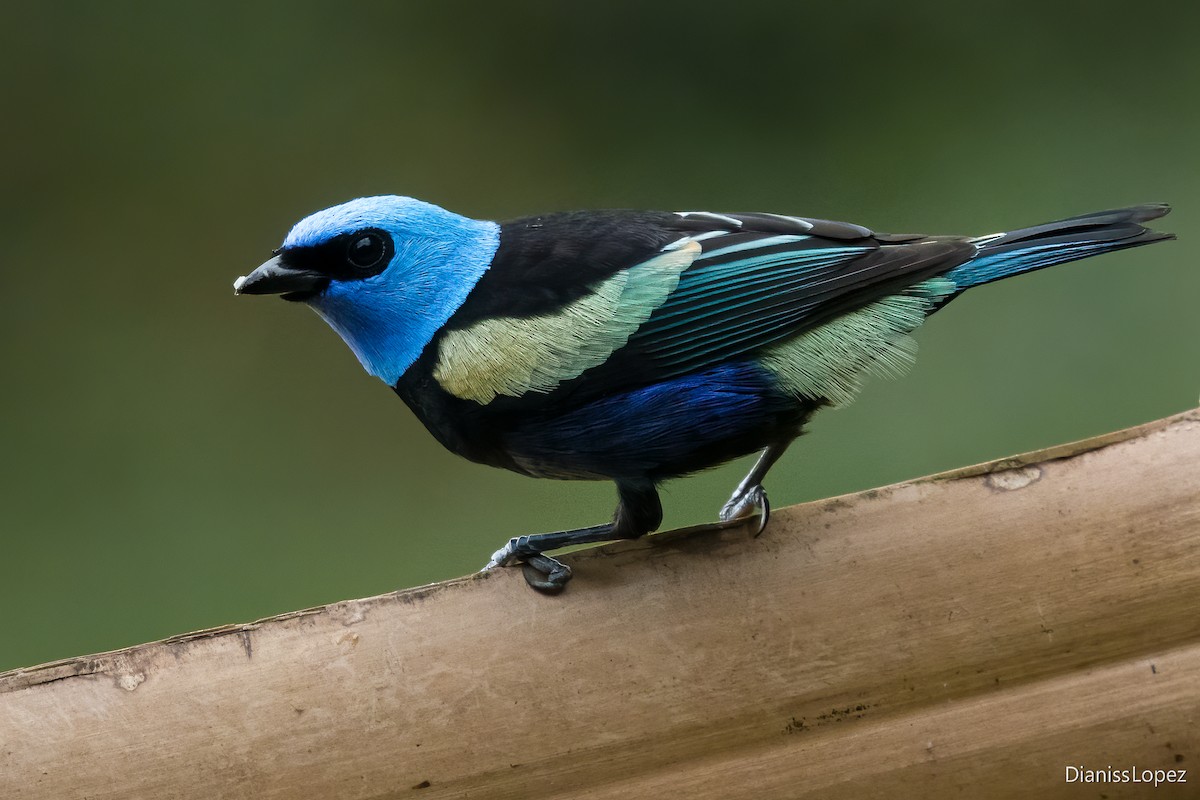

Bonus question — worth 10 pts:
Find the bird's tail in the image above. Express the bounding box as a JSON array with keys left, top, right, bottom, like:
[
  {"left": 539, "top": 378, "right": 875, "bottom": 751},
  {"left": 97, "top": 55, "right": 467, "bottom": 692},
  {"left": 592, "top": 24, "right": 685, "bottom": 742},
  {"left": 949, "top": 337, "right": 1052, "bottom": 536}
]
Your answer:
[{"left": 944, "top": 204, "right": 1174, "bottom": 290}]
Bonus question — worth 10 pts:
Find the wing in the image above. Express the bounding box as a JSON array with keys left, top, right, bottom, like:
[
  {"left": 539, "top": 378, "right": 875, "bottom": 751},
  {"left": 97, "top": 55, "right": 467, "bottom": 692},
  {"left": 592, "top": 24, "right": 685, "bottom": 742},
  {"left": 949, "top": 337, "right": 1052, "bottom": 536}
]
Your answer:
[{"left": 432, "top": 210, "right": 976, "bottom": 406}]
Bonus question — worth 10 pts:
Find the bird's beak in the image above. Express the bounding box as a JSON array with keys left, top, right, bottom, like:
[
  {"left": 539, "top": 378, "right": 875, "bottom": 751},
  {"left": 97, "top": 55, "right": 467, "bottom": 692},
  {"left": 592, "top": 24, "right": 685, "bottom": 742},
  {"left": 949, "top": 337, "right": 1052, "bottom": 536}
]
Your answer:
[{"left": 233, "top": 255, "right": 325, "bottom": 298}]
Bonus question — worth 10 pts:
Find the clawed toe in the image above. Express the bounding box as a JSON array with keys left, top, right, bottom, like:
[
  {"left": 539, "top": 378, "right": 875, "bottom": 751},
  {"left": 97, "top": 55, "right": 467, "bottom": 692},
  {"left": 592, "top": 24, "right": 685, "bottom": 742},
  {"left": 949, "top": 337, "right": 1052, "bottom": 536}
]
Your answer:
[
  {"left": 482, "top": 537, "right": 521, "bottom": 571},
  {"left": 719, "top": 484, "right": 771, "bottom": 535},
  {"left": 481, "top": 532, "right": 590, "bottom": 593},
  {"left": 521, "top": 554, "right": 572, "bottom": 593},
  {"left": 751, "top": 487, "right": 770, "bottom": 535},
  {"left": 482, "top": 541, "right": 573, "bottom": 593},
  {"left": 480, "top": 485, "right": 660, "bottom": 592}
]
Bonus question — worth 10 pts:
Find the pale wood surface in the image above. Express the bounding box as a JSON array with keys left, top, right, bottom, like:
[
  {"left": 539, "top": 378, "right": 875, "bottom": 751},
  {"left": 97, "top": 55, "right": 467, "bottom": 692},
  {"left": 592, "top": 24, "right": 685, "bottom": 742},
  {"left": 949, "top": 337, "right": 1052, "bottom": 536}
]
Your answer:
[{"left": 3, "top": 410, "right": 1199, "bottom": 799}]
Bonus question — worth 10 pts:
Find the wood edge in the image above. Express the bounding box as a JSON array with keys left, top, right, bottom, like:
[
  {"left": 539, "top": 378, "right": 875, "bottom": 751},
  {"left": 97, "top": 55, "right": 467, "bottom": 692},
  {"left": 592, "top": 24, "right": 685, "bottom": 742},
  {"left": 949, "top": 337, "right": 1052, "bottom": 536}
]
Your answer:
[
  {"left": 4, "top": 406, "right": 1196, "bottom": 693},
  {"left": 928, "top": 406, "right": 1200, "bottom": 481}
]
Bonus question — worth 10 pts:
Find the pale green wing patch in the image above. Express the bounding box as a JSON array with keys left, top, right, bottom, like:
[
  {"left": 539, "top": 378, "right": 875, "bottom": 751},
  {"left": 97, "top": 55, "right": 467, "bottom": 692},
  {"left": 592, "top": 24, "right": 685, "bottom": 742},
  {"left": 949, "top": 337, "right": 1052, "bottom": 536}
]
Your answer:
[
  {"left": 435, "top": 241, "right": 701, "bottom": 404},
  {"left": 759, "top": 277, "right": 956, "bottom": 406}
]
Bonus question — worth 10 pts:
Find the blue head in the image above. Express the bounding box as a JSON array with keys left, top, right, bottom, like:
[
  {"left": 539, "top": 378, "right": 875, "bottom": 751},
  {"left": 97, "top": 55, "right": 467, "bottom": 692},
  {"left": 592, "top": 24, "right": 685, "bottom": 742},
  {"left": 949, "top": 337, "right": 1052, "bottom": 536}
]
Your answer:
[{"left": 235, "top": 196, "right": 500, "bottom": 384}]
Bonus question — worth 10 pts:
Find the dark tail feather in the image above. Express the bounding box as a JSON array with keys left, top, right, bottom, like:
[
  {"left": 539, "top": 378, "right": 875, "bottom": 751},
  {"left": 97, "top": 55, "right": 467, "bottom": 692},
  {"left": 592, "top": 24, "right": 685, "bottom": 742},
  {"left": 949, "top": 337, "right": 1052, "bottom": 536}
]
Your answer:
[{"left": 944, "top": 203, "right": 1174, "bottom": 290}]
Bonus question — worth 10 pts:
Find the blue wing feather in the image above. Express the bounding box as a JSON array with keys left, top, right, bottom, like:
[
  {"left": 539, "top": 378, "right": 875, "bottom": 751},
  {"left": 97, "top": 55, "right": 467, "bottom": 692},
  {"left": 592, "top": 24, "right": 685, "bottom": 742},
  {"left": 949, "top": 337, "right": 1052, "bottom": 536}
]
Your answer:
[{"left": 610, "top": 236, "right": 973, "bottom": 379}]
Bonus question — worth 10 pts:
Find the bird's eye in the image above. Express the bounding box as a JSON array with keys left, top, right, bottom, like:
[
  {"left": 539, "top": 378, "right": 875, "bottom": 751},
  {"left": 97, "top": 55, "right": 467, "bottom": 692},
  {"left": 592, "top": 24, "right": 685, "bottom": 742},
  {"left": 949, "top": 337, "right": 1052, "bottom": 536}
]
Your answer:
[{"left": 346, "top": 230, "right": 390, "bottom": 270}]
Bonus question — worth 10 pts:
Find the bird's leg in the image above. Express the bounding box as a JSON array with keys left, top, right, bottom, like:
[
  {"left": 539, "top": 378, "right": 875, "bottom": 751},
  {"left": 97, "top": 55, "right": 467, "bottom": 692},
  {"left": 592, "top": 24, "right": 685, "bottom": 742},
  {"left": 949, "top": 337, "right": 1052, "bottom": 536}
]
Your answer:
[
  {"left": 719, "top": 441, "right": 792, "bottom": 535},
  {"left": 484, "top": 482, "right": 662, "bottom": 593},
  {"left": 483, "top": 523, "right": 613, "bottom": 591}
]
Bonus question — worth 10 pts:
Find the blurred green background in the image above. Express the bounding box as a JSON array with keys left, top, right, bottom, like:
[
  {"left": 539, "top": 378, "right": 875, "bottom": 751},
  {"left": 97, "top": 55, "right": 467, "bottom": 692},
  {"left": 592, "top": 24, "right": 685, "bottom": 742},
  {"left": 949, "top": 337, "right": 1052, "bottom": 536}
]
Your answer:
[{"left": 1, "top": 2, "right": 1196, "bottom": 672}]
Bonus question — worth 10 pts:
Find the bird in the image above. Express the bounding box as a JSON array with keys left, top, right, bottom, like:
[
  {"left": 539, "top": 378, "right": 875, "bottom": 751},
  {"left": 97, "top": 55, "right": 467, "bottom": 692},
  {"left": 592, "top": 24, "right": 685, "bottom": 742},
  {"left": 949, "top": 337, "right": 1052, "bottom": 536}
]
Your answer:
[{"left": 235, "top": 197, "right": 1173, "bottom": 592}]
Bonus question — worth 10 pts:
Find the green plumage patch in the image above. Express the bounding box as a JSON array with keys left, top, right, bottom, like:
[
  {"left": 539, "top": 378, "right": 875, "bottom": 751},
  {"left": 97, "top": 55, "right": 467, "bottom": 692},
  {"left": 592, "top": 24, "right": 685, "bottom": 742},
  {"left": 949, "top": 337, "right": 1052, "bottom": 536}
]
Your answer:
[
  {"left": 435, "top": 241, "right": 700, "bottom": 404},
  {"left": 759, "top": 278, "right": 956, "bottom": 406}
]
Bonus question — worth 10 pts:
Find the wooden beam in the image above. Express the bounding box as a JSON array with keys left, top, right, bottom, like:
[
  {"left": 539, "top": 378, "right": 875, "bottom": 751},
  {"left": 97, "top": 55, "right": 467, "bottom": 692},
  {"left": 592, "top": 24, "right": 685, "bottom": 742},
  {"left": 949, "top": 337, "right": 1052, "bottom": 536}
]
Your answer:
[{"left": 3, "top": 409, "right": 1198, "bottom": 799}]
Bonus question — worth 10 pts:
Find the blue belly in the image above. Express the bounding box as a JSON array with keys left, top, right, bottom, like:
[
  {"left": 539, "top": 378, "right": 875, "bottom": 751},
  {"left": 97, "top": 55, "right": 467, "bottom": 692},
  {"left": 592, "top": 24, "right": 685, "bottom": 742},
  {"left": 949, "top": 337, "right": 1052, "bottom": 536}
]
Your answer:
[{"left": 503, "top": 361, "right": 803, "bottom": 480}]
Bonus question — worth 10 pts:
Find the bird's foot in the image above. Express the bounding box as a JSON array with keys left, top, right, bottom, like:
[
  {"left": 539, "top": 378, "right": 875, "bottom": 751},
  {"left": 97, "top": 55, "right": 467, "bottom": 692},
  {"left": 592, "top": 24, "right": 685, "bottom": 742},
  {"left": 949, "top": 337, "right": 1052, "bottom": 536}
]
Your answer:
[
  {"left": 719, "top": 484, "right": 771, "bottom": 536},
  {"left": 483, "top": 536, "right": 573, "bottom": 594}
]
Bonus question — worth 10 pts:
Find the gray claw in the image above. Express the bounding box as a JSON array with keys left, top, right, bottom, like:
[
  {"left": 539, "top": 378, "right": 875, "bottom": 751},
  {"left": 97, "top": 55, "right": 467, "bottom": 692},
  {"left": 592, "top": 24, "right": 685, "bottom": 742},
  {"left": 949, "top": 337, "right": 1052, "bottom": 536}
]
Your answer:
[
  {"left": 719, "top": 484, "right": 771, "bottom": 536},
  {"left": 521, "top": 555, "right": 572, "bottom": 593},
  {"left": 482, "top": 538, "right": 520, "bottom": 571},
  {"left": 481, "top": 537, "right": 573, "bottom": 593},
  {"left": 752, "top": 487, "right": 770, "bottom": 536}
]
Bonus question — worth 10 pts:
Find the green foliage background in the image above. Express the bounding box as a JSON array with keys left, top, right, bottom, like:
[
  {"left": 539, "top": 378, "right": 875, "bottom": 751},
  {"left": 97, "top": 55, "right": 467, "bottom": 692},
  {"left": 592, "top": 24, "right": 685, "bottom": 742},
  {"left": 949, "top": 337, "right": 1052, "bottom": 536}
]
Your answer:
[{"left": 2, "top": 2, "right": 1196, "bottom": 672}]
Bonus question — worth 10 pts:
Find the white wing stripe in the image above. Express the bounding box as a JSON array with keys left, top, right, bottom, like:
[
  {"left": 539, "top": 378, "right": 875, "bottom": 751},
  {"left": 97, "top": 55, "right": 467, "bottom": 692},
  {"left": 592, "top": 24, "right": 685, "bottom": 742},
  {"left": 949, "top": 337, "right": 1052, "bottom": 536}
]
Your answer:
[
  {"left": 687, "top": 230, "right": 734, "bottom": 243},
  {"left": 675, "top": 211, "right": 744, "bottom": 227},
  {"left": 661, "top": 230, "right": 731, "bottom": 251},
  {"left": 765, "top": 213, "right": 816, "bottom": 231},
  {"left": 698, "top": 234, "right": 810, "bottom": 261}
]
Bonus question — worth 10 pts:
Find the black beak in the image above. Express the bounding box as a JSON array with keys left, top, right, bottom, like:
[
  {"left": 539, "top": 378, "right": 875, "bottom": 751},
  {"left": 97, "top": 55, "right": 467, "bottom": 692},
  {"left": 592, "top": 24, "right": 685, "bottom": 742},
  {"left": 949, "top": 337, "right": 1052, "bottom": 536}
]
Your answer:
[{"left": 234, "top": 255, "right": 326, "bottom": 299}]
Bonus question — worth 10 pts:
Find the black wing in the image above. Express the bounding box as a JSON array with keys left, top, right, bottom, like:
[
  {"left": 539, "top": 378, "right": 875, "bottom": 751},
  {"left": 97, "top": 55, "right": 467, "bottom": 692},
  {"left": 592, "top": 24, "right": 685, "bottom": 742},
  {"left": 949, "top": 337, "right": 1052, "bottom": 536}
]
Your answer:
[{"left": 442, "top": 209, "right": 975, "bottom": 404}]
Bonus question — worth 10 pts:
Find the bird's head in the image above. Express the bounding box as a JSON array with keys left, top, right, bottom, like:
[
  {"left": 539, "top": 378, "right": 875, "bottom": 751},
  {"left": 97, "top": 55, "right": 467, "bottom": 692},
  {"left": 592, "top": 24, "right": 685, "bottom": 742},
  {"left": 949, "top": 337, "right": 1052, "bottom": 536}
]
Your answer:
[{"left": 235, "top": 195, "right": 499, "bottom": 385}]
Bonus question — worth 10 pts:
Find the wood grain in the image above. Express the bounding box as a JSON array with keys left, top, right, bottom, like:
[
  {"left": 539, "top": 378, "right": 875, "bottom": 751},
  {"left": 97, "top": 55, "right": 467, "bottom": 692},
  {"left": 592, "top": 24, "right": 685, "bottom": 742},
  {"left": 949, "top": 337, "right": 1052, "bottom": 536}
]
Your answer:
[{"left": 3, "top": 410, "right": 1198, "bottom": 799}]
